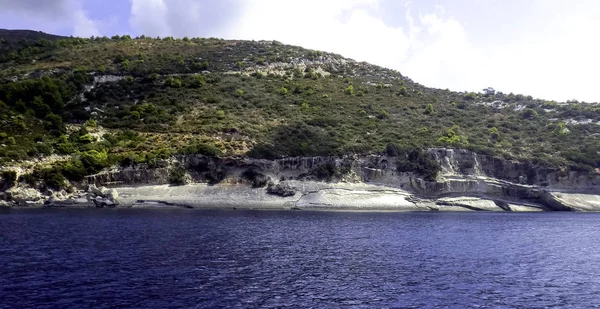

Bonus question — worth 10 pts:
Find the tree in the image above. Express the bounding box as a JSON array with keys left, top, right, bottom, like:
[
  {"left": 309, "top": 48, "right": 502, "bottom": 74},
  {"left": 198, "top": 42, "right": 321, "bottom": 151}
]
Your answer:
[
  {"left": 438, "top": 125, "right": 468, "bottom": 147},
  {"left": 45, "top": 113, "right": 64, "bottom": 132},
  {"left": 464, "top": 92, "right": 477, "bottom": 100},
  {"left": 483, "top": 87, "right": 496, "bottom": 96},
  {"left": 1, "top": 170, "right": 17, "bottom": 188},
  {"left": 521, "top": 108, "right": 539, "bottom": 120},
  {"left": 553, "top": 122, "right": 569, "bottom": 136},
  {"left": 189, "top": 75, "right": 206, "bottom": 88}
]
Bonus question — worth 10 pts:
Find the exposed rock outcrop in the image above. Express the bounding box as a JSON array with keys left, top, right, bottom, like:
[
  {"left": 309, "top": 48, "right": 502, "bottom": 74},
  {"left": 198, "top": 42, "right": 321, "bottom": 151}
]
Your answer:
[
  {"left": 2, "top": 149, "right": 599, "bottom": 211},
  {"left": 267, "top": 183, "right": 297, "bottom": 197}
]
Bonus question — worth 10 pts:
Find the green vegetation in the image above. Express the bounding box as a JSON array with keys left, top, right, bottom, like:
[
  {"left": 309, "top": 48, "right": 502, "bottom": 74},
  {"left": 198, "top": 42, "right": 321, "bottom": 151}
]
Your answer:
[
  {"left": 178, "top": 142, "right": 223, "bottom": 157},
  {"left": 386, "top": 143, "right": 441, "bottom": 181},
  {"left": 169, "top": 166, "right": 187, "bottom": 185},
  {"left": 425, "top": 103, "right": 434, "bottom": 115},
  {"left": 0, "top": 30, "right": 598, "bottom": 188},
  {"left": 1, "top": 170, "right": 17, "bottom": 188},
  {"left": 241, "top": 168, "right": 270, "bottom": 188}
]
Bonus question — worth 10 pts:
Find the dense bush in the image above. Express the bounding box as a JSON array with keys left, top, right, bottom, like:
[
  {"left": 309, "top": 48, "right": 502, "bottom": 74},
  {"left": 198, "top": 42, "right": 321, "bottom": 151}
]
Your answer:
[
  {"left": 241, "top": 168, "right": 270, "bottom": 188},
  {"left": 80, "top": 150, "right": 110, "bottom": 174},
  {"left": 387, "top": 143, "right": 441, "bottom": 181},
  {"left": 169, "top": 167, "right": 187, "bottom": 186},
  {"left": 309, "top": 162, "right": 340, "bottom": 181},
  {"left": 1, "top": 170, "right": 17, "bottom": 188}
]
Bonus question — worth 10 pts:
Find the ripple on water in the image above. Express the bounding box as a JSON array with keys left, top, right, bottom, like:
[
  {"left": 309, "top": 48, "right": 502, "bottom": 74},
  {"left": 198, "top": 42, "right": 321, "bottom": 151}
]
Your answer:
[{"left": 1, "top": 209, "right": 600, "bottom": 308}]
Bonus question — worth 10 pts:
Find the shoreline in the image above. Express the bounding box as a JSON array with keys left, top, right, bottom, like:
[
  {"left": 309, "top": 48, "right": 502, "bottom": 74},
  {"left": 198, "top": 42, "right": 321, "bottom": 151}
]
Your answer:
[
  {"left": 4, "top": 181, "right": 599, "bottom": 212},
  {"left": 3, "top": 151, "right": 600, "bottom": 212}
]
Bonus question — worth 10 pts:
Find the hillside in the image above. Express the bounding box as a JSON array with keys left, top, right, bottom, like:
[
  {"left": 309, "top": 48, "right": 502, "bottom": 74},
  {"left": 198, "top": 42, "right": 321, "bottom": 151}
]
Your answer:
[{"left": 0, "top": 30, "right": 598, "bottom": 191}]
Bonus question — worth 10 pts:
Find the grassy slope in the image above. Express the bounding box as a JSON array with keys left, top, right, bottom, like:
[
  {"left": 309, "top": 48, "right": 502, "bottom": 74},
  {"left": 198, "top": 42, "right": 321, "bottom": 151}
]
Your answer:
[{"left": 0, "top": 32, "right": 598, "bottom": 187}]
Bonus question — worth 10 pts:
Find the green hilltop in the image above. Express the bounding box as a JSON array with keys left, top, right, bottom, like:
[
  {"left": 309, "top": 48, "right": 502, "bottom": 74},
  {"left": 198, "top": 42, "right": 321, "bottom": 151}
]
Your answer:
[{"left": 0, "top": 30, "right": 598, "bottom": 188}]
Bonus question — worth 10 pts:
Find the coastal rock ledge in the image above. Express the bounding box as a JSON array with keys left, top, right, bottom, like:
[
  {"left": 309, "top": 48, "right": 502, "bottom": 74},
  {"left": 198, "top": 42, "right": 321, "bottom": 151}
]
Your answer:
[{"left": 1, "top": 149, "right": 599, "bottom": 211}]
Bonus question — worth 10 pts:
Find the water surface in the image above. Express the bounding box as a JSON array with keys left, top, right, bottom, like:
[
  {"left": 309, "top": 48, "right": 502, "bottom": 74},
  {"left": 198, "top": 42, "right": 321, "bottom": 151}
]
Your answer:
[{"left": 1, "top": 209, "right": 600, "bottom": 308}]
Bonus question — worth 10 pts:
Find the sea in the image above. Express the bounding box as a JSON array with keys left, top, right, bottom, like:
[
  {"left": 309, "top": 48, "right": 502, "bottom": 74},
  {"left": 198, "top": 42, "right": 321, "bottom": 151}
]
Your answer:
[{"left": 1, "top": 208, "right": 600, "bottom": 308}]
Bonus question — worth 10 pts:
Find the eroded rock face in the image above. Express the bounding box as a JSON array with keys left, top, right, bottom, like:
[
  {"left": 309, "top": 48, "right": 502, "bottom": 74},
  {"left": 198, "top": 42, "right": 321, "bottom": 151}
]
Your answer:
[
  {"left": 3, "top": 187, "right": 42, "bottom": 205},
  {"left": 431, "top": 148, "right": 600, "bottom": 190},
  {"left": 267, "top": 183, "right": 297, "bottom": 197},
  {"left": 78, "top": 150, "right": 600, "bottom": 210},
  {"left": 3, "top": 149, "right": 599, "bottom": 210}
]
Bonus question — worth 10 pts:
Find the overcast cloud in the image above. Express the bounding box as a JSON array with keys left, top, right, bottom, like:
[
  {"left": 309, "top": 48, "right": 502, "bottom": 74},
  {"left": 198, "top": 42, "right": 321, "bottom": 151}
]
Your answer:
[{"left": 0, "top": 0, "right": 599, "bottom": 102}]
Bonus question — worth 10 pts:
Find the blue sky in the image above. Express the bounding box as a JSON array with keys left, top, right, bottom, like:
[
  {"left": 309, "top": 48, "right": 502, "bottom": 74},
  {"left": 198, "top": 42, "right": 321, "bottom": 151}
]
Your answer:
[{"left": 1, "top": 0, "right": 599, "bottom": 103}]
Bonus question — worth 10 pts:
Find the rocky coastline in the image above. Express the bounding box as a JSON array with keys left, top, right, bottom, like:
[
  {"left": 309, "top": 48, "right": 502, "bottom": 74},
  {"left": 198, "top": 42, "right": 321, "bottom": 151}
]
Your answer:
[{"left": 1, "top": 149, "right": 599, "bottom": 211}]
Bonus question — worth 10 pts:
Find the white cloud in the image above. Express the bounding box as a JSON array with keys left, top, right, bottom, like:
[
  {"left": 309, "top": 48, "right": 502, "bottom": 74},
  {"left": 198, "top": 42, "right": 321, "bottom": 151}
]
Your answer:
[
  {"left": 127, "top": 0, "right": 600, "bottom": 102},
  {"left": 129, "top": 0, "right": 169, "bottom": 37},
  {"left": 220, "top": 0, "right": 409, "bottom": 69},
  {"left": 0, "top": 0, "right": 100, "bottom": 38},
  {"left": 73, "top": 11, "right": 101, "bottom": 37},
  {"left": 399, "top": 12, "right": 487, "bottom": 92}
]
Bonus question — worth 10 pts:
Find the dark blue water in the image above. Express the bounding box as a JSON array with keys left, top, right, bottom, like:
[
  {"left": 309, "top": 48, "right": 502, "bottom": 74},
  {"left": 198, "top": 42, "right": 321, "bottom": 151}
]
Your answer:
[{"left": 1, "top": 209, "right": 600, "bottom": 308}]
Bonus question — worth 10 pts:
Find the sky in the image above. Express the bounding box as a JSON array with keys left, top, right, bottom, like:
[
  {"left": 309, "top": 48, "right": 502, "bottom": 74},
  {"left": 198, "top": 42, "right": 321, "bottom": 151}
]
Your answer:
[{"left": 1, "top": 0, "right": 599, "bottom": 103}]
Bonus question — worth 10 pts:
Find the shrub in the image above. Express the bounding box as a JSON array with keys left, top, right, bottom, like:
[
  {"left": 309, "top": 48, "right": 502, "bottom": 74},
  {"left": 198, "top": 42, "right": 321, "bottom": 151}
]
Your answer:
[
  {"left": 235, "top": 89, "right": 244, "bottom": 97},
  {"left": 458, "top": 159, "right": 475, "bottom": 174},
  {"left": 241, "top": 168, "right": 270, "bottom": 188},
  {"left": 397, "top": 86, "right": 408, "bottom": 96},
  {"left": 38, "top": 169, "right": 67, "bottom": 189},
  {"left": 438, "top": 125, "right": 468, "bottom": 147},
  {"left": 377, "top": 109, "right": 389, "bottom": 119},
  {"left": 489, "top": 127, "right": 500, "bottom": 139},
  {"left": 464, "top": 92, "right": 477, "bottom": 100},
  {"left": 552, "top": 122, "right": 569, "bottom": 136},
  {"left": 130, "top": 111, "right": 141, "bottom": 120},
  {"left": 300, "top": 101, "right": 310, "bottom": 112},
  {"left": 189, "top": 75, "right": 206, "bottom": 88},
  {"left": 521, "top": 108, "right": 539, "bottom": 119},
  {"left": 80, "top": 150, "right": 109, "bottom": 174},
  {"left": 278, "top": 87, "right": 289, "bottom": 95},
  {"left": 45, "top": 113, "right": 64, "bottom": 132},
  {"left": 60, "top": 159, "right": 87, "bottom": 181},
  {"left": 79, "top": 134, "right": 94, "bottom": 143},
  {"left": 166, "top": 77, "right": 182, "bottom": 88},
  {"left": 1, "top": 170, "right": 17, "bottom": 188},
  {"left": 392, "top": 146, "right": 441, "bottom": 181},
  {"left": 55, "top": 141, "right": 76, "bottom": 154},
  {"left": 35, "top": 143, "right": 53, "bottom": 156},
  {"left": 344, "top": 85, "right": 354, "bottom": 95},
  {"left": 85, "top": 118, "right": 97, "bottom": 127},
  {"left": 169, "top": 167, "right": 187, "bottom": 186},
  {"left": 310, "top": 162, "right": 339, "bottom": 181},
  {"left": 425, "top": 104, "right": 434, "bottom": 114}
]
